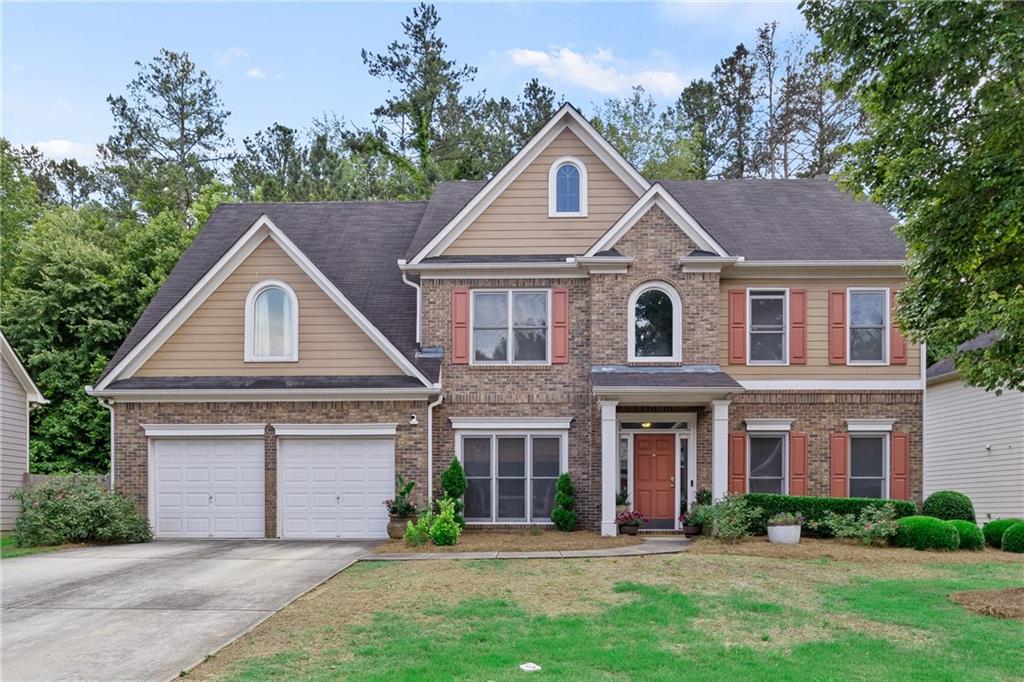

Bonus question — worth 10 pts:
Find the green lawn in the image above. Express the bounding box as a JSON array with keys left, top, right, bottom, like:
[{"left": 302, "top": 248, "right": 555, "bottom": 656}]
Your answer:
[
  {"left": 191, "top": 541, "right": 1024, "bottom": 681},
  {"left": 0, "top": 532, "right": 71, "bottom": 559}
]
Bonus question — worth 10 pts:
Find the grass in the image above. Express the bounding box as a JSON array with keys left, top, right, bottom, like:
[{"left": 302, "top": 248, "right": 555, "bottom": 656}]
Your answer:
[
  {"left": 189, "top": 539, "right": 1024, "bottom": 681},
  {"left": 0, "top": 532, "right": 75, "bottom": 559}
]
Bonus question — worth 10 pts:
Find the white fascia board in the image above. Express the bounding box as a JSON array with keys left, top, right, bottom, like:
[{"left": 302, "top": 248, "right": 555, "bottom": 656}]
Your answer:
[
  {"left": 273, "top": 423, "right": 398, "bottom": 438},
  {"left": 745, "top": 418, "right": 793, "bottom": 432},
  {"left": 449, "top": 416, "right": 573, "bottom": 431},
  {"left": 142, "top": 423, "right": 266, "bottom": 438},
  {"left": 0, "top": 331, "right": 46, "bottom": 403},
  {"left": 846, "top": 418, "right": 897, "bottom": 432},
  {"left": 86, "top": 387, "right": 439, "bottom": 403},
  {"left": 739, "top": 379, "right": 923, "bottom": 391},
  {"left": 409, "top": 104, "right": 649, "bottom": 264},
  {"left": 726, "top": 261, "right": 907, "bottom": 279}
]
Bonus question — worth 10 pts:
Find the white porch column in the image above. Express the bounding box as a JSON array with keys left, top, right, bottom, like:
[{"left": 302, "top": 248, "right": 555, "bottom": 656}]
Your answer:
[
  {"left": 600, "top": 400, "right": 619, "bottom": 536},
  {"left": 711, "top": 399, "right": 731, "bottom": 501}
]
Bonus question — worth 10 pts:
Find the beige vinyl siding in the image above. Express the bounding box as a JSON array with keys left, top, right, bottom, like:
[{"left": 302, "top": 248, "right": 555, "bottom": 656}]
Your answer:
[
  {"left": 136, "top": 238, "right": 403, "bottom": 376},
  {"left": 1, "top": 354, "right": 29, "bottom": 530},
  {"left": 442, "top": 128, "right": 638, "bottom": 256},
  {"left": 925, "top": 377, "right": 1024, "bottom": 520},
  {"left": 718, "top": 277, "right": 920, "bottom": 378}
]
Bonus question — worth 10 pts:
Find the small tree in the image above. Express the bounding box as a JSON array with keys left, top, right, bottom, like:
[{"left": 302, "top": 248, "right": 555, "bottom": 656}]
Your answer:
[
  {"left": 439, "top": 458, "right": 467, "bottom": 528},
  {"left": 550, "top": 473, "right": 578, "bottom": 532}
]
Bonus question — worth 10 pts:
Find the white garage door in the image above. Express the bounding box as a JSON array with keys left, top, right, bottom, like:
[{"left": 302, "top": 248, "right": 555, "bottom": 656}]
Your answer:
[
  {"left": 152, "top": 439, "right": 265, "bottom": 538},
  {"left": 278, "top": 437, "right": 394, "bottom": 539}
]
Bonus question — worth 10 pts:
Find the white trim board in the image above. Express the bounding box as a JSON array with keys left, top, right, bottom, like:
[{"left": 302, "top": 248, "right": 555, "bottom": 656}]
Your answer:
[
  {"left": 95, "top": 215, "right": 433, "bottom": 390},
  {"left": 745, "top": 419, "right": 793, "bottom": 432},
  {"left": 0, "top": 330, "right": 46, "bottom": 403},
  {"left": 142, "top": 423, "right": 266, "bottom": 438},
  {"left": 738, "top": 379, "right": 923, "bottom": 391},
  {"left": 846, "top": 418, "right": 896, "bottom": 433},
  {"left": 86, "top": 386, "right": 438, "bottom": 403},
  {"left": 272, "top": 423, "right": 398, "bottom": 438},
  {"left": 449, "top": 417, "right": 573, "bottom": 431}
]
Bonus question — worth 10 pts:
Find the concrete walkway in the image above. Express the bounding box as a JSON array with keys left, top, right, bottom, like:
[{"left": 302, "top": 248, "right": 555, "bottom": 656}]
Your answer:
[{"left": 367, "top": 536, "right": 689, "bottom": 561}]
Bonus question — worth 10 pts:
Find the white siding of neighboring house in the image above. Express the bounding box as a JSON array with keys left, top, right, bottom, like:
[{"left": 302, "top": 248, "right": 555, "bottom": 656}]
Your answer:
[
  {"left": 1, "top": 353, "right": 29, "bottom": 531},
  {"left": 925, "top": 376, "right": 1024, "bottom": 522}
]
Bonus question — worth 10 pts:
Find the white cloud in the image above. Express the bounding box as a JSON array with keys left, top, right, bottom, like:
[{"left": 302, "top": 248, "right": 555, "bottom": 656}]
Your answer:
[
  {"left": 56, "top": 97, "right": 73, "bottom": 114},
  {"left": 32, "top": 139, "right": 95, "bottom": 164},
  {"left": 245, "top": 67, "right": 283, "bottom": 81},
  {"left": 215, "top": 47, "right": 249, "bottom": 65},
  {"left": 506, "top": 46, "right": 685, "bottom": 98}
]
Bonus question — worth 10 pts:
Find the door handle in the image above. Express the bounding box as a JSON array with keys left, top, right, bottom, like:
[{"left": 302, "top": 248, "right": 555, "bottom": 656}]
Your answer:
[
  {"left": 208, "top": 494, "right": 213, "bottom": 504},
  {"left": 669, "top": 476, "right": 675, "bottom": 489}
]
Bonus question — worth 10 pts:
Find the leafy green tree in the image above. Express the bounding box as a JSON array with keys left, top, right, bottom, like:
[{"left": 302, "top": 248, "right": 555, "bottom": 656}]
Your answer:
[
  {"left": 713, "top": 44, "right": 758, "bottom": 178},
  {"left": 13, "top": 145, "right": 98, "bottom": 207},
  {"left": 666, "top": 80, "right": 723, "bottom": 180},
  {"left": 1, "top": 140, "right": 43, "bottom": 297},
  {"left": 804, "top": 0, "right": 1024, "bottom": 391}
]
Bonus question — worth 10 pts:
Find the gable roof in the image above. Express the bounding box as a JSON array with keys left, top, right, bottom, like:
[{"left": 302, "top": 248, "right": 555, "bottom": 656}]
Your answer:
[
  {"left": 405, "top": 180, "right": 485, "bottom": 261},
  {"left": 0, "top": 330, "right": 46, "bottom": 403},
  {"left": 927, "top": 331, "right": 1002, "bottom": 383}
]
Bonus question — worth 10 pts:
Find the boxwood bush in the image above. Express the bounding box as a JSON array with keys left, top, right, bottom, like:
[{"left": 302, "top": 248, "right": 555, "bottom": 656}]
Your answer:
[
  {"left": 892, "top": 515, "right": 959, "bottom": 551},
  {"left": 742, "top": 493, "right": 916, "bottom": 536},
  {"left": 947, "top": 519, "right": 984, "bottom": 551},
  {"left": 982, "top": 518, "right": 1023, "bottom": 548},
  {"left": 1001, "top": 522, "right": 1024, "bottom": 554},
  {"left": 921, "top": 490, "right": 975, "bottom": 521}
]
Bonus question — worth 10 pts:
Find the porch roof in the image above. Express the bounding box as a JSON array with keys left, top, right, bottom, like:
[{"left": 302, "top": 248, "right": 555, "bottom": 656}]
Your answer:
[{"left": 590, "top": 365, "right": 742, "bottom": 403}]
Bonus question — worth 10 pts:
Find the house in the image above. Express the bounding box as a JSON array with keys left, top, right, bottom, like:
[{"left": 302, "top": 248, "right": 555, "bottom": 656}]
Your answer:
[
  {"left": 1, "top": 330, "right": 47, "bottom": 531},
  {"left": 87, "top": 104, "right": 923, "bottom": 539},
  {"left": 924, "top": 332, "right": 1023, "bottom": 521}
]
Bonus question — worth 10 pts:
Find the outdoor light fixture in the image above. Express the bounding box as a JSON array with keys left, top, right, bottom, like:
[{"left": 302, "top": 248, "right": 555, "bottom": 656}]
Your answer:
[{"left": 641, "top": 422, "right": 652, "bottom": 428}]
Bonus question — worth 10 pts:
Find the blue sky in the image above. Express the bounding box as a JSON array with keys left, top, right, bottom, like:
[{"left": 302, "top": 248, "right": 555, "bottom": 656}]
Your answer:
[{"left": 2, "top": 1, "right": 807, "bottom": 164}]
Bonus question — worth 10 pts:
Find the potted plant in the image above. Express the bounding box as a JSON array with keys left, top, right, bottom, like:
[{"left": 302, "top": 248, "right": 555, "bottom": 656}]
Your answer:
[
  {"left": 767, "top": 511, "right": 803, "bottom": 545},
  {"left": 615, "top": 489, "right": 629, "bottom": 516},
  {"left": 679, "top": 504, "right": 711, "bottom": 537},
  {"left": 615, "top": 510, "right": 647, "bottom": 535},
  {"left": 383, "top": 475, "right": 418, "bottom": 539}
]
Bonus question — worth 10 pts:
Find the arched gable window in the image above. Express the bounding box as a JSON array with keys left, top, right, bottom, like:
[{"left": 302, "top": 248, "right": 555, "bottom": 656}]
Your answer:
[
  {"left": 628, "top": 282, "right": 682, "bottom": 362},
  {"left": 245, "top": 280, "right": 298, "bottom": 361},
  {"left": 548, "top": 157, "right": 588, "bottom": 217}
]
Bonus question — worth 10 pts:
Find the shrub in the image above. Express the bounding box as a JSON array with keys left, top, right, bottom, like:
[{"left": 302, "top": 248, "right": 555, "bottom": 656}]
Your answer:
[
  {"left": 743, "top": 493, "right": 916, "bottom": 536},
  {"left": 892, "top": 515, "right": 959, "bottom": 551},
  {"left": 922, "top": 490, "right": 976, "bottom": 521},
  {"left": 428, "top": 498, "right": 461, "bottom": 546},
  {"left": 12, "top": 476, "right": 152, "bottom": 547},
  {"left": 808, "top": 503, "right": 901, "bottom": 546},
  {"left": 403, "top": 509, "right": 433, "bottom": 547},
  {"left": 681, "top": 503, "right": 712, "bottom": 527},
  {"left": 982, "top": 518, "right": 1023, "bottom": 548},
  {"left": 615, "top": 489, "right": 629, "bottom": 506},
  {"left": 711, "top": 495, "right": 761, "bottom": 542},
  {"left": 550, "top": 473, "right": 578, "bottom": 531},
  {"left": 947, "top": 520, "right": 984, "bottom": 551},
  {"left": 696, "top": 488, "right": 713, "bottom": 506},
  {"left": 439, "top": 458, "right": 467, "bottom": 528},
  {"left": 1001, "top": 522, "right": 1024, "bottom": 553}
]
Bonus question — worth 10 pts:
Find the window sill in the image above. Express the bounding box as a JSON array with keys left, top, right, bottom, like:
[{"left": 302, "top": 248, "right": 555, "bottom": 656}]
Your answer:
[
  {"left": 244, "top": 357, "right": 299, "bottom": 363},
  {"left": 467, "top": 364, "right": 555, "bottom": 370}
]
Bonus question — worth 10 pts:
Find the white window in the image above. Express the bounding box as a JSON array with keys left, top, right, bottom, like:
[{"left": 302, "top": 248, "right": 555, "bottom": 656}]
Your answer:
[
  {"left": 748, "top": 289, "right": 788, "bottom": 364},
  {"left": 849, "top": 434, "right": 888, "bottom": 499},
  {"left": 748, "top": 434, "right": 787, "bottom": 493},
  {"left": 848, "top": 289, "right": 889, "bottom": 364},
  {"left": 460, "top": 433, "right": 566, "bottom": 522},
  {"left": 628, "top": 282, "right": 682, "bottom": 362},
  {"left": 471, "top": 290, "right": 549, "bottom": 364},
  {"left": 244, "top": 280, "right": 298, "bottom": 362},
  {"left": 548, "top": 157, "right": 588, "bottom": 217}
]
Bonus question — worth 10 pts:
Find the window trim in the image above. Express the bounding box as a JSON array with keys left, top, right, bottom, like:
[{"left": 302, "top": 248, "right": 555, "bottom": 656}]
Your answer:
[
  {"left": 547, "top": 156, "right": 588, "bottom": 218},
  {"left": 848, "top": 432, "right": 890, "bottom": 500},
  {"left": 470, "top": 289, "right": 552, "bottom": 366},
  {"left": 244, "top": 279, "right": 299, "bottom": 362},
  {"left": 846, "top": 287, "right": 890, "bottom": 366},
  {"left": 628, "top": 281, "right": 683, "bottom": 363},
  {"left": 747, "top": 432, "right": 789, "bottom": 495},
  {"left": 746, "top": 288, "right": 789, "bottom": 366}
]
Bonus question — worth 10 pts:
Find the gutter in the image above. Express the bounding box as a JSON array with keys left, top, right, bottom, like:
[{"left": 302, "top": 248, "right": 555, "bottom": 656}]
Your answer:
[
  {"left": 86, "top": 386, "right": 115, "bottom": 490},
  {"left": 84, "top": 386, "right": 440, "bottom": 402},
  {"left": 399, "top": 265, "right": 422, "bottom": 345}
]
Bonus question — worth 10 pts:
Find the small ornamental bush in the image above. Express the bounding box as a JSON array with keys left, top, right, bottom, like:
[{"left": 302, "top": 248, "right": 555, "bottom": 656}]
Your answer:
[
  {"left": 696, "top": 488, "right": 713, "bottom": 506},
  {"left": 922, "top": 490, "right": 976, "bottom": 522},
  {"left": 982, "top": 518, "right": 1023, "bottom": 548},
  {"left": 404, "top": 509, "right": 433, "bottom": 547},
  {"left": 767, "top": 512, "right": 803, "bottom": 526},
  {"left": 12, "top": 476, "right": 152, "bottom": 547},
  {"left": 439, "top": 458, "right": 468, "bottom": 528},
  {"left": 892, "top": 515, "right": 959, "bottom": 551},
  {"left": 742, "top": 493, "right": 916, "bottom": 536},
  {"left": 383, "top": 475, "right": 417, "bottom": 518},
  {"left": 684, "top": 503, "right": 713, "bottom": 528},
  {"left": 947, "top": 520, "right": 984, "bottom": 551},
  {"left": 550, "top": 473, "right": 578, "bottom": 531},
  {"left": 808, "top": 503, "right": 900, "bottom": 546},
  {"left": 1001, "top": 522, "right": 1024, "bottom": 554},
  {"left": 428, "top": 498, "right": 461, "bottom": 546},
  {"left": 711, "top": 495, "right": 761, "bottom": 542}
]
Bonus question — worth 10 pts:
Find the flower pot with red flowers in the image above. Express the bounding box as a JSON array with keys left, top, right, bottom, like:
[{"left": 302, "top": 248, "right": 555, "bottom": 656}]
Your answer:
[
  {"left": 679, "top": 503, "right": 712, "bottom": 537},
  {"left": 616, "top": 510, "right": 648, "bottom": 535},
  {"left": 383, "top": 476, "right": 419, "bottom": 539}
]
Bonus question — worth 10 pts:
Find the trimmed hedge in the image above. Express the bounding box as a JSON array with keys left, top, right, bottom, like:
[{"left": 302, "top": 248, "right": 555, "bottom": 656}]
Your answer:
[
  {"left": 947, "top": 520, "right": 984, "bottom": 551},
  {"left": 743, "top": 493, "right": 916, "bottom": 536},
  {"left": 982, "top": 518, "right": 1023, "bottom": 548},
  {"left": 893, "top": 515, "right": 959, "bottom": 551},
  {"left": 922, "top": 490, "right": 975, "bottom": 521},
  {"left": 1002, "top": 522, "right": 1024, "bottom": 554}
]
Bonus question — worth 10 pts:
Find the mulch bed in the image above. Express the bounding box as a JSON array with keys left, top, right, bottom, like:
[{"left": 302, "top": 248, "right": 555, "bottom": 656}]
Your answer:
[
  {"left": 950, "top": 587, "right": 1024, "bottom": 621},
  {"left": 686, "top": 536, "right": 1024, "bottom": 564},
  {"left": 373, "top": 529, "right": 642, "bottom": 553}
]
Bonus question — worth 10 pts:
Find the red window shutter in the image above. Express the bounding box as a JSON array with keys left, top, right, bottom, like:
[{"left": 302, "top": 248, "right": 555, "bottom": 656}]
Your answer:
[
  {"left": 728, "top": 290, "right": 746, "bottom": 364},
  {"left": 890, "top": 432, "right": 910, "bottom": 500},
  {"left": 451, "top": 288, "right": 470, "bottom": 365},
  {"left": 728, "top": 432, "right": 747, "bottom": 494},
  {"left": 828, "top": 289, "right": 847, "bottom": 365},
  {"left": 551, "top": 288, "right": 570, "bottom": 364},
  {"left": 829, "top": 432, "right": 849, "bottom": 497},
  {"left": 789, "top": 289, "right": 807, "bottom": 365},
  {"left": 890, "top": 293, "right": 908, "bottom": 365},
  {"left": 789, "top": 432, "right": 808, "bottom": 496}
]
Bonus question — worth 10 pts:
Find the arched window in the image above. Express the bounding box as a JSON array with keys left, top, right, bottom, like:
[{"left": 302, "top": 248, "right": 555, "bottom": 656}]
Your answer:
[
  {"left": 628, "top": 282, "right": 682, "bottom": 362},
  {"left": 548, "top": 157, "right": 588, "bottom": 217},
  {"left": 245, "top": 280, "right": 298, "bottom": 361}
]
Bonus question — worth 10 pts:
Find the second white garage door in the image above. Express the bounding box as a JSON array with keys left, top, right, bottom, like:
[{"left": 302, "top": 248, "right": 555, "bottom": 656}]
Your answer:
[{"left": 278, "top": 437, "right": 394, "bottom": 539}]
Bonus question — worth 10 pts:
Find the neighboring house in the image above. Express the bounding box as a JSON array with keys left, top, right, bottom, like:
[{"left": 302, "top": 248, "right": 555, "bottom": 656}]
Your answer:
[
  {"left": 1, "top": 330, "right": 46, "bottom": 531},
  {"left": 924, "top": 332, "right": 1024, "bottom": 521},
  {"left": 87, "top": 105, "right": 924, "bottom": 539}
]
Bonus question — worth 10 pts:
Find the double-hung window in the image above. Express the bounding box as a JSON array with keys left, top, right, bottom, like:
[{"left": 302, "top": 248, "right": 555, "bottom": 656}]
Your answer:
[
  {"left": 849, "top": 435, "right": 887, "bottom": 498},
  {"left": 848, "top": 289, "right": 888, "bottom": 363},
  {"left": 748, "top": 290, "right": 787, "bottom": 364},
  {"left": 461, "top": 433, "right": 565, "bottom": 522},
  {"left": 748, "top": 434, "right": 787, "bottom": 493},
  {"left": 472, "top": 290, "right": 549, "bottom": 364}
]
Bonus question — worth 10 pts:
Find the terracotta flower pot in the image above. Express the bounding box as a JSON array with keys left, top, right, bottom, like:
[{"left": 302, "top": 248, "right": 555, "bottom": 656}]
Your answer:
[
  {"left": 682, "top": 524, "right": 702, "bottom": 537},
  {"left": 388, "top": 514, "right": 416, "bottom": 539}
]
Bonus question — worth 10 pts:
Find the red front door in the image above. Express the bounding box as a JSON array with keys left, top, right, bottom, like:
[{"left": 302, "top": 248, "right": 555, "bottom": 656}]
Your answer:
[{"left": 634, "top": 434, "right": 675, "bottom": 521}]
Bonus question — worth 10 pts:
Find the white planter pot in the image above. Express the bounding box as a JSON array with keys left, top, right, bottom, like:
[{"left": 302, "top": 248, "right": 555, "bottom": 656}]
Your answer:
[{"left": 768, "top": 524, "right": 801, "bottom": 544}]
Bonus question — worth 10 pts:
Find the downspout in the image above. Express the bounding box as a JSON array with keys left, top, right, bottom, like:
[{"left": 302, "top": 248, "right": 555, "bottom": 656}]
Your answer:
[
  {"left": 426, "top": 384, "right": 444, "bottom": 504},
  {"left": 400, "top": 268, "right": 422, "bottom": 346},
  {"left": 95, "top": 393, "right": 115, "bottom": 490}
]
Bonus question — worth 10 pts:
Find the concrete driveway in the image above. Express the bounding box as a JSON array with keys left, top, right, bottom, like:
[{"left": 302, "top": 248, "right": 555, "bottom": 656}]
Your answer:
[{"left": 1, "top": 540, "right": 373, "bottom": 681}]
